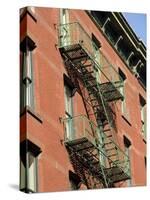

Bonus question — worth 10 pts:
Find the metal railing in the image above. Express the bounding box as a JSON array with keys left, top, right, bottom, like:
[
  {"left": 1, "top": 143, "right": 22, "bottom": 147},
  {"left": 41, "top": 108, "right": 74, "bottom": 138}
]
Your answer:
[
  {"left": 62, "top": 115, "right": 130, "bottom": 178},
  {"left": 57, "top": 22, "right": 124, "bottom": 86}
]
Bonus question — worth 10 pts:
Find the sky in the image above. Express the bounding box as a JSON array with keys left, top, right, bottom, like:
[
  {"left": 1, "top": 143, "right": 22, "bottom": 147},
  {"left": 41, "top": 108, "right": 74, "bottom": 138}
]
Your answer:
[{"left": 123, "top": 12, "right": 147, "bottom": 46}]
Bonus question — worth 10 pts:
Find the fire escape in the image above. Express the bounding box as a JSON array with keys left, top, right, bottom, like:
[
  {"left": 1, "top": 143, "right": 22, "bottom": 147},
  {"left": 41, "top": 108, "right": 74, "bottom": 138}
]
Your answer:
[{"left": 57, "top": 22, "right": 131, "bottom": 188}]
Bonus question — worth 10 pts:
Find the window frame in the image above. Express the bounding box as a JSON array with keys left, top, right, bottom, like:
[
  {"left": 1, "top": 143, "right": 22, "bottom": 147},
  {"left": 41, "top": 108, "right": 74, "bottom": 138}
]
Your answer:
[
  {"left": 20, "top": 140, "right": 41, "bottom": 193},
  {"left": 20, "top": 36, "right": 36, "bottom": 113},
  {"left": 123, "top": 136, "right": 132, "bottom": 187},
  {"left": 64, "top": 84, "right": 74, "bottom": 140},
  {"left": 59, "top": 9, "right": 70, "bottom": 46},
  {"left": 119, "top": 69, "right": 127, "bottom": 115}
]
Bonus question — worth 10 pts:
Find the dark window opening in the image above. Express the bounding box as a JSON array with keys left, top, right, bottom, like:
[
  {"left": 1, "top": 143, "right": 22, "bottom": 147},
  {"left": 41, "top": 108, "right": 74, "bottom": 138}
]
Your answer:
[
  {"left": 69, "top": 171, "right": 82, "bottom": 190},
  {"left": 124, "top": 136, "right": 131, "bottom": 148},
  {"left": 105, "top": 23, "right": 120, "bottom": 45},
  {"left": 63, "top": 74, "right": 77, "bottom": 97},
  {"left": 129, "top": 54, "right": 139, "bottom": 67},
  {"left": 123, "top": 136, "right": 132, "bottom": 187},
  {"left": 117, "top": 40, "right": 131, "bottom": 61},
  {"left": 91, "top": 11, "right": 109, "bottom": 27},
  {"left": 92, "top": 33, "right": 101, "bottom": 49}
]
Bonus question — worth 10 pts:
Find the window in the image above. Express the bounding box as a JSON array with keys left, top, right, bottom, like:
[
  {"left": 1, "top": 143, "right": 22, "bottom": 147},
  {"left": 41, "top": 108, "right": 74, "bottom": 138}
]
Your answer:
[
  {"left": 60, "top": 8, "right": 69, "bottom": 24},
  {"left": 69, "top": 171, "right": 81, "bottom": 190},
  {"left": 20, "top": 140, "right": 41, "bottom": 193},
  {"left": 97, "top": 125, "right": 106, "bottom": 167},
  {"left": 139, "top": 95, "right": 146, "bottom": 139},
  {"left": 124, "top": 136, "right": 131, "bottom": 187},
  {"left": 64, "top": 83, "right": 74, "bottom": 140},
  {"left": 69, "top": 170, "right": 87, "bottom": 190},
  {"left": 65, "top": 85, "right": 73, "bottom": 117},
  {"left": 20, "top": 153, "right": 37, "bottom": 193},
  {"left": 117, "top": 40, "right": 131, "bottom": 61},
  {"left": 60, "top": 9, "right": 70, "bottom": 46},
  {"left": 20, "top": 36, "right": 36, "bottom": 113},
  {"left": 119, "top": 69, "right": 126, "bottom": 114},
  {"left": 92, "top": 34, "right": 101, "bottom": 83}
]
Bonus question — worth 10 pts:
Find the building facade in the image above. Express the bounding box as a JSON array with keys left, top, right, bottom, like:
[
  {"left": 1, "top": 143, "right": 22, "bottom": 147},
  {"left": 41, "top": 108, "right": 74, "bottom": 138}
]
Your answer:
[{"left": 20, "top": 7, "right": 146, "bottom": 193}]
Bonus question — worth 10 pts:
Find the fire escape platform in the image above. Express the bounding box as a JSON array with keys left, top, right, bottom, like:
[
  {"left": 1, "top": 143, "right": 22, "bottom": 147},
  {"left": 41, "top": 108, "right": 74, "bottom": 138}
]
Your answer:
[
  {"left": 65, "top": 137, "right": 92, "bottom": 148},
  {"left": 58, "top": 22, "right": 124, "bottom": 102},
  {"left": 64, "top": 134, "right": 130, "bottom": 185},
  {"left": 98, "top": 81, "right": 124, "bottom": 102},
  {"left": 60, "top": 43, "right": 123, "bottom": 103},
  {"left": 65, "top": 137, "right": 105, "bottom": 182},
  {"left": 59, "top": 43, "right": 89, "bottom": 63},
  {"left": 104, "top": 166, "right": 130, "bottom": 183}
]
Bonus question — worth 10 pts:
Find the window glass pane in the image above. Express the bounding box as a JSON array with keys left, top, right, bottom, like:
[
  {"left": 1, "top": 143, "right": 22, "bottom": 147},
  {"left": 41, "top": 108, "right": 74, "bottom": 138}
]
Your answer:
[
  {"left": 22, "top": 51, "right": 32, "bottom": 81},
  {"left": 140, "top": 104, "right": 145, "bottom": 122},
  {"left": 65, "top": 113, "right": 74, "bottom": 140},
  {"left": 124, "top": 137, "right": 131, "bottom": 186},
  {"left": 22, "top": 52, "right": 26, "bottom": 80},
  {"left": 64, "top": 85, "right": 74, "bottom": 140},
  {"left": 98, "top": 131, "right": 106, "bottom": 167},
  {"left": 94, "top": 47, "right": 100, "bottom": 64},
  {"left": 27, "top": 152, "right": 37, "bottom": 192},
  {"left": 120, "top": 81, "right": 126, "bottom": 114},
  {"left": 119, "top": 71, "right": 126, "bottom": 114},
  {"left": 20, "top": 53, "right": 27, "bottom": 112},
  {"left": 20, "top": 160, "right": 26, "bottom": 189},
  {"left": 120, "top": 83, "right": 126, "bottom": 114},
  {"left": 140, "top": 96, "right": 146, "bottom": 138},
  {"left": 62, "top": 9, "right": 67, "bottom": 24},
  {"left": 65, "top": 86, "right": 73, "bottom": 116},
  {"left": 26, "top": 83, "right": 34, "bottom": 108},
  {"left": 21, "top": 50, "right": 34, "bottom": 110},
  {"left": 60, "top": 9, "right": 70, "bottom": 46}
]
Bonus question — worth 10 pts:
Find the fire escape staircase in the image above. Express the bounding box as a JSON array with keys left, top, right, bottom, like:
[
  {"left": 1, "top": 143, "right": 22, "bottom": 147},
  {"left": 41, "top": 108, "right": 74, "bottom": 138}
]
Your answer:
[
  {"left": 63, "top": 116, "right": 130, "bottom": 187},
  {"left": 58, "top": 22, "right": 131, "bottom": 187}
]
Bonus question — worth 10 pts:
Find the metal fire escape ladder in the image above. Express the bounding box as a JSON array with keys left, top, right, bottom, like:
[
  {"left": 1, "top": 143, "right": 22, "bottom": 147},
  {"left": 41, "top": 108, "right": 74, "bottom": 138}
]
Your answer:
[
  {"left": 79, "top": 60, "right": 121, "bottom": 168},
  {"left": 62, "top": 116, "right": 130, "bottom": 187},
  {"left": 76, "top": 59, "right": 115, "bottom": 127}
]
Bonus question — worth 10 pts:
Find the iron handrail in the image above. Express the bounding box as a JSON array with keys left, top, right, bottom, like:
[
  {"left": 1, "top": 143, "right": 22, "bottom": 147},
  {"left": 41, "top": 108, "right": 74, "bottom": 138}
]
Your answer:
[
  {"left": 57, "top": 22, "right": 124, "bottom": 83},
  {"left": 62, "top": 115, "right": 130, "bottom": 176}
]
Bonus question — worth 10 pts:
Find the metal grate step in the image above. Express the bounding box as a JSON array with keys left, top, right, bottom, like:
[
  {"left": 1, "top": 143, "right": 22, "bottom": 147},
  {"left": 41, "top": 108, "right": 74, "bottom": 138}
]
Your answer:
[
  {"left": 107, "top": 153, "right": 118, "bottom": 157},
  {"left": 84, "top": 77, "right": 96, "bottom": 81},
  {"left": 105, "top": 148, "right": 116, "bottom": 153},
  {"left": 76, "top": 144, "right": 95, "bottom": 152}
]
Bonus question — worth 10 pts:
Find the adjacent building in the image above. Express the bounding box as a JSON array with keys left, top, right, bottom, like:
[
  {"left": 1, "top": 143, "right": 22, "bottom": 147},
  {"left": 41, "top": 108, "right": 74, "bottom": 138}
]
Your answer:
[{"left": 20, "top": 7, "right": 146, "bottom": 193}]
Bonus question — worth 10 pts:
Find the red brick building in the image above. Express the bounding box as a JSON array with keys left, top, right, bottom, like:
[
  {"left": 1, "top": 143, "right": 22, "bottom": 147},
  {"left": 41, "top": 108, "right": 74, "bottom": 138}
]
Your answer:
[{"left": 20, "top": 7, "right": 146, "bottom": 193}]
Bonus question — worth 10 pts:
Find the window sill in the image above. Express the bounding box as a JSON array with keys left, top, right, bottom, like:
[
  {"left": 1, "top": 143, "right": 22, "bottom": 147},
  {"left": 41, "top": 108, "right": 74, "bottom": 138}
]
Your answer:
[
  {"left": 121, "top": 114, "right": 131, "bottom": 126},
  {"left": 20, "top": 106, "right": 43, "bottom": 123},
  {"left": 20, "top": 7, "right": 37, "bottom": 22}
]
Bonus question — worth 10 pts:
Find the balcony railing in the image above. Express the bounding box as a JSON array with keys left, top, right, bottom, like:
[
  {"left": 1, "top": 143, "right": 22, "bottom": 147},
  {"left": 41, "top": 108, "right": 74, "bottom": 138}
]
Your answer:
[
  {"left": 57, "top": 22, "right": 124, "bottom": 89},
  {"left": 62, "top": 115, "right": 130, "bottom": 182}
]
